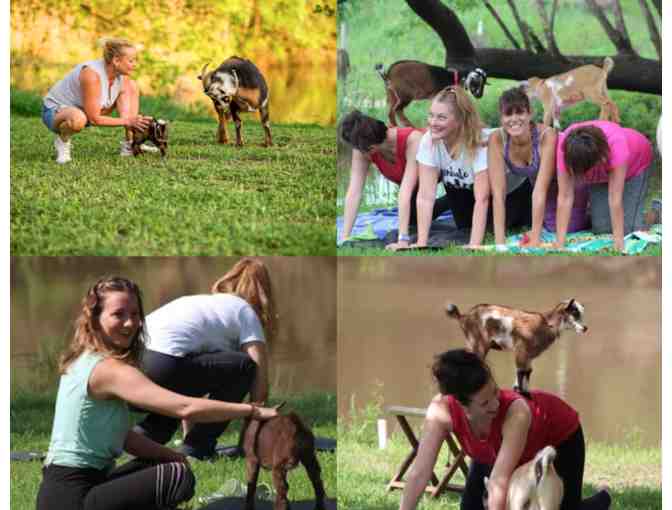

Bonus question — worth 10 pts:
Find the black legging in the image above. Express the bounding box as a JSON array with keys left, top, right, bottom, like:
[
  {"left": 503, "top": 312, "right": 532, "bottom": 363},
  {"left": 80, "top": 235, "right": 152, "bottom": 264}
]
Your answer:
[
  {"left": 444, "top": 179, "right": 533, "bottom": 231},
  {"left": 36, "top": 459, "right": 195, "bottom": 510},
  {"left": 460, "top": 426, "right": 611, "bottom": 510},
  {"left": 409, "top": 186, "right": 453, "bottom": 226},
  {"left": 134, "top": 349, "right": 256, "bottom": 454}
]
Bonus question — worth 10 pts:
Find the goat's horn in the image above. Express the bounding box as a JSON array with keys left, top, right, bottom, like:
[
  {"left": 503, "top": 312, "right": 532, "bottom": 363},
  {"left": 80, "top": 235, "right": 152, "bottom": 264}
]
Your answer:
[
  {"left": 198, "top": 63, "right": 209, "bottom": 81},
  {"left": 232, "top": 69, "right": 239, "bottom": 90}
]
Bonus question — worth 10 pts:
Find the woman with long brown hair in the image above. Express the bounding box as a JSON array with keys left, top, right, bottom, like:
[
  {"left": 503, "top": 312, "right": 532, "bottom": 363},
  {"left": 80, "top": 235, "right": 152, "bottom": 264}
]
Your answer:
[
  {"left": 135, "top": 258, "right": 277, "bottom": 460},
  {"left": 36, "top": 276, "right": 278, "bottom": 510}
]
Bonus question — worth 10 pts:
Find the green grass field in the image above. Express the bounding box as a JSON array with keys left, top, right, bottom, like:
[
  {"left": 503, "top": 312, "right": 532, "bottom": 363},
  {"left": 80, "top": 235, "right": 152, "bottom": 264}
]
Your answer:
[
  {"left": 336, "top": 0, "right": 662, "bottom": 257},
  {"left": 11, "top": 89, "right": 336, "bottom": 255},
  {"left": 337, "top": 403, "right": 661, "bottom": 510},
  {"left": 10, "top": 390, "right": 336, "bottom": 510}
]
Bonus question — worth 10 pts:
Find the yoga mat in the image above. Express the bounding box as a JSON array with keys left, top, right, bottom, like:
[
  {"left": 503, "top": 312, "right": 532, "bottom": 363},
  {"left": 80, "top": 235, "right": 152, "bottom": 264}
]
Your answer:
[{"left": 199, "top": 497, "right": 337, "bottom": 510}]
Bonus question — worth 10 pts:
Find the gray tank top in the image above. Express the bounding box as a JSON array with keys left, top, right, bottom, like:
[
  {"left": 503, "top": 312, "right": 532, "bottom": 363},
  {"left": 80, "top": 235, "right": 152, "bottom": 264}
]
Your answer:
[{"left": 44, "top": 59, "right": 122, "bottom": 111}]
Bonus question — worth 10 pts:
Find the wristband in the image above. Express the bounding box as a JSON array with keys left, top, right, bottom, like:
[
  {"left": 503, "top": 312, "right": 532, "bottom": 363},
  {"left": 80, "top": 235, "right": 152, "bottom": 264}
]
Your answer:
[{"left": 398, "top": 233, "right": 411, "bottom": 242}]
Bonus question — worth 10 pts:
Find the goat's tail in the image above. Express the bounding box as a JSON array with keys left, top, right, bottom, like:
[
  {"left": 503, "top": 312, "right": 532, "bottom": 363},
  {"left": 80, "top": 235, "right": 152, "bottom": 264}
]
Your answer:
[
  {"left": 445, "top": 303, "right": 461, "bottom": 320},
  {"left": 375, "top": 63, "right": 388, "bottom": 82},
  {"left": 602, "top": 56, "right": 615, "bottom": 75}
]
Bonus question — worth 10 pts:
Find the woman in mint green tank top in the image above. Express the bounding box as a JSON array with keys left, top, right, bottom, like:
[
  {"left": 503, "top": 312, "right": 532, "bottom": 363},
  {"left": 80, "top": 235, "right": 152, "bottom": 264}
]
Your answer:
[
  {"left": 41, "top": 38, "right": 154, "bottom": 164},
  {"left": 36, "top": 276, "right": 279, "bottom": 510}
]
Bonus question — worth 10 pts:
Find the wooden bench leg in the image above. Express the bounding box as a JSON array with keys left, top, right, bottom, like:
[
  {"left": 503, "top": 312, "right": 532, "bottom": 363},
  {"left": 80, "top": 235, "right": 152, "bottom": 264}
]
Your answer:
[{"left": 387, "top": 415, "right": 440, "bottom": 491}]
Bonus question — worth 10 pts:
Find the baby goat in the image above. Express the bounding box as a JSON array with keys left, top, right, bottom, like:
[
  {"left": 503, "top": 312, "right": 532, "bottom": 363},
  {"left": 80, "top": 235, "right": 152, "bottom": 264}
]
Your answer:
[
  {"left": 484, "top": 446, "right": 563, "bottom": 510},
  {"left": 375, "top": 60, "right": 487, "bottom": 127},
  {"left": 198, "top": 56, "right": 272, "bottom": 147},
  {"left": 445, "top": 300, "right": 587, "bottom": 395},
  {"left": 242, "top": 411, "right": 326, "bottom": 510}
]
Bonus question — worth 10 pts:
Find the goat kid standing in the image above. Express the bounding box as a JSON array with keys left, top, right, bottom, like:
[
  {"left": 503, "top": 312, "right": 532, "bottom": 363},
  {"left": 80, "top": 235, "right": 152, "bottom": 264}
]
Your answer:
[{"left": 445, "top": 300, "right": 588, "bottom": 395}]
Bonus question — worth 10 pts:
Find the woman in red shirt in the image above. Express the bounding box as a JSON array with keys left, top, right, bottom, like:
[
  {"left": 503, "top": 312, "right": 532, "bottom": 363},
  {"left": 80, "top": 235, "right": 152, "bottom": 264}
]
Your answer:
[
  {"left": 399, "top": 350, "right": 611, "bottom": 510},
  {"left": 339, "top": 110, "right": 451, "bottom": 249}
]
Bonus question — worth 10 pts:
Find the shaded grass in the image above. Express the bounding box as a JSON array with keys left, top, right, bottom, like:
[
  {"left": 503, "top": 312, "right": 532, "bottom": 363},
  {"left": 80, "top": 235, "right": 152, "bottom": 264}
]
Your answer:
[
  {"left": 10, "top": 390, "right": 336, "bottom": 510},
  {"left": 11, "top": 89, "right": 336, "bottom": 255},
  {"left": 337, "top": 401, "right": 661, "bottom": 510}
]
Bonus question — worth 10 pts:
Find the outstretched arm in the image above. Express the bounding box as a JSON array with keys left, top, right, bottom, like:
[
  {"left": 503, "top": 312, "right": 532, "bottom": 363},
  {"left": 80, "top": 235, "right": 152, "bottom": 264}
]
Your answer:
[
  {"left": 527, "top": 129, "right": 557, "bottom": 246},
  {"left": 607, "top": 164, "right": 627, "bottom": 252},
  {"left": 413, "top": 163, "right": 439, "bottom": 247},
  {"left": 242, "top": 341, "right": 269, "bottom": 403},
  {"left": 342, "top": 149, "right": 370, "bottom": 241},
  {"left": 487, "top": 132, "right": 508, "bottom": 245}
]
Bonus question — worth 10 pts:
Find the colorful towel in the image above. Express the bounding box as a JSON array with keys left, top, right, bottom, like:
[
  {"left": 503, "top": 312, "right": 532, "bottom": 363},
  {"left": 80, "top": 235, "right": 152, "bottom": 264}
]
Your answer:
[
  {"left": 337, "top": 208, "right": 455, "bottom": 245},
  {"left": 472, "top": 224, "right": 661, "bottom": 255}
]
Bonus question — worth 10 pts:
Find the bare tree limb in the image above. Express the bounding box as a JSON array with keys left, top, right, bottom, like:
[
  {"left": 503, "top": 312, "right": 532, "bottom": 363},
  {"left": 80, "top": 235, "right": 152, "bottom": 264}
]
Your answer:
[
  {"left": 584, "top": 0, "right": 637, "bottom": 55},
  {"left": 638, "top": 0, "right": 661, "bottom": 59},
  {"left": 612, "top": 0, "right": 637, "bottom": 56},
  {"left": 534, "top": 0, "right": 562, "bottom": 57},
  {"left": 526, "top": 25, "right": 546, "bottom": 54},
  {"left": 505, "top": 0, "right": 532, "bottom": 51},
  {"left": 483, "top": 0, "right": 520, "bottom": 49},
  {"left": 549, "top": 0, "right": 559, "bottom": 35},
  {"left": 650, "top": 0, "right": 661, "bottom": 18}
]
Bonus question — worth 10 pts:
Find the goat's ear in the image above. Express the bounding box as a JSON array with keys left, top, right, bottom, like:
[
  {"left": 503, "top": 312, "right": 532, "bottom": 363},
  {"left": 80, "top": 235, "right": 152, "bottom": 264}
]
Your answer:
[
  {"left": 535, "top": 458, "right": 544, "bottom": 485},
  {"left": 567, "top": 298, "right": 575, "bottom": 310}
]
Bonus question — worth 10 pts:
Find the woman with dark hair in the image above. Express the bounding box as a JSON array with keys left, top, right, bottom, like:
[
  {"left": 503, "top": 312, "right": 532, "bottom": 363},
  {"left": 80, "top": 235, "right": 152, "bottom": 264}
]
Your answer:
[
  {"left": 339, "top": 110, "right": 451, "bottom": 250},
  {"left": 488, "top": 87, "right": 589, "bottom": 246},
  {"left": 134, "top": 258, "right": 276, "bottom": 460},
  {"left": 399, "top": 349, "right": 611, "bottom": 510},
  {"left": 556, "top": 121, "right": 653, "bottom": 251}
]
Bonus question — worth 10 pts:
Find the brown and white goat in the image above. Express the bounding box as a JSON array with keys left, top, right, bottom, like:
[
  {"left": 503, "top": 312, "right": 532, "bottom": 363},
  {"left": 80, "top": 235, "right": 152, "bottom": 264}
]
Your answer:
[
  {"left": 242, "top": 410, "right": 326, "bottom": 510},
  {"left": 198, "top": 56, "right": 272, "bottom": 147},
  {"left": 375, "top": 60, "right": 487, "bottom": 127},
  {"left": 522, "top": 57, "right": 619, "bottom": 129},
  {"left": 484, "top": 446, "right": 563, "bottom": 510},
  {"left": 445, "top": 299, "right": 588, "bottom": 394}
]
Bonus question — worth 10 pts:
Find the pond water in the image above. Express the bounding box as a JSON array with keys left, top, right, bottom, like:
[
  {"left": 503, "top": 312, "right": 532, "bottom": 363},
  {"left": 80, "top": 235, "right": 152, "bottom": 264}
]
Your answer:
[
  {"left": 338, "top": 257, "right": 661, "bottom": 447},
  {"left": 11, "top": 257, "right": 336, "bottom": 395}
]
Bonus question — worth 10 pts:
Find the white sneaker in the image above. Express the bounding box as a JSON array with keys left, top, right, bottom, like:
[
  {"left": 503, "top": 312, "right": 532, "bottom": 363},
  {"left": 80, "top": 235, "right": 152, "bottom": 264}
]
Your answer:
[
  {"left": 54, "top": 136, "right": 72, "bottom": 164},
  {"left": 140, "top": 143, "right": 160, "bottom": 153},
  {"left": 120, "top": 140, "right": 134, "bottom": 157}
]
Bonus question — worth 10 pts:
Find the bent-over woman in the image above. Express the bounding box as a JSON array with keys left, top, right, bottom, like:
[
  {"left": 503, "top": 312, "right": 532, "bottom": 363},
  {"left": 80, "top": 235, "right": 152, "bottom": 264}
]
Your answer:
[
  {"left": 556, "top": 120, "right": 654, "bottom": 251},
  {"left": 134, "top": 257, "right": 275, "bottom": 460},
  {"left": 414, "top": 87, "right": 532, "bottom": 248},
  {"left": 339, "top": 110, "right": 451, "bottom": 250},
  {"left": 488, "top": 87, "right": 590, "bottom": 246},
  {"left": 399, "top": 350, "right": 611, "bottom": 510}
]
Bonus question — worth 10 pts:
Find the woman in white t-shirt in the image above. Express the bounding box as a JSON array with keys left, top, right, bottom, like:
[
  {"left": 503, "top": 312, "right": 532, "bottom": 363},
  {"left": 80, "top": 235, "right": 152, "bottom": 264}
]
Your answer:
[
  {"left": 413, "top": 87, "right": 532, "bottom": 248},
  {"left": 134, "top": 258, "right": 276, "bottom": 460},
  {"left": 41, "top": 38, "right": 153, "bottom": 164}
]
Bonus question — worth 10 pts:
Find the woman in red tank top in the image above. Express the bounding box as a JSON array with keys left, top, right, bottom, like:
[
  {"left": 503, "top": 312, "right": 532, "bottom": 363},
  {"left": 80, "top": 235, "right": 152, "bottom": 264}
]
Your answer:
[
  {"left": 339, "top": 111, "right": 451, "bottom": 249},
  {"left": 399, "top": 350, "right": 611, "bottom": 510}
]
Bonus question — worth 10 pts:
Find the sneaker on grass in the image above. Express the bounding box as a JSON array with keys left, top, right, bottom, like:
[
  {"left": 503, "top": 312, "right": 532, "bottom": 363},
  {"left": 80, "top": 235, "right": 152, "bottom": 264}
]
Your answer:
[{"left": 54, "top": 136, "right": 72, "bottom": 164}]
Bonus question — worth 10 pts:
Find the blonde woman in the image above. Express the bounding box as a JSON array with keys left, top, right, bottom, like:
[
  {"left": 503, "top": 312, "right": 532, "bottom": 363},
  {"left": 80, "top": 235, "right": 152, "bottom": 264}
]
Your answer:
[
  {"left": 413, "top": 87, "right": 532, "bottom": 248},
  {"left": 36, "top": 276, "right": 278, "bottom": 510},
  {"left": 135, "top": 258, "right": 276, "bottom": 460},
  {"left": 41, "top": 38, "right": 154, "bottom": 164}
]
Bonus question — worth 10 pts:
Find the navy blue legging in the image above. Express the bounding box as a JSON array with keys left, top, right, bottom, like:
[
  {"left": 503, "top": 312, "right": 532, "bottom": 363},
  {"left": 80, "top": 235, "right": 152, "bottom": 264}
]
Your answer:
[
  {"left": 460, "top": 426, "right": 611, "bottom": 510},
  {"left": 134, "top": 349, "right": 256, "bottom": 453},
  {"left": 36, "top": 459, "right": 195, "bottom": 510}
]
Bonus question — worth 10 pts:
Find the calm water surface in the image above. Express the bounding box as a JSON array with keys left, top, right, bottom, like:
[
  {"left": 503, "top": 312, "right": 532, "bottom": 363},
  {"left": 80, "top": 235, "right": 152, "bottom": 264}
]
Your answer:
[{"left": 338, "top": 257, "right": 661, "bottom": 447}]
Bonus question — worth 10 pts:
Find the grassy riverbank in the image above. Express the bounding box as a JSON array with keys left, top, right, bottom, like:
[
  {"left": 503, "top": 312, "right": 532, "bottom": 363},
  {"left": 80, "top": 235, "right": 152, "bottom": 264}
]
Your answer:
[
  {"left": 11, "top": 89, "right": 336, "bottom": 255},
  {"left": 10, "top": 390, "right": 336, "bottom": 510},
  {"left": 337, "top": 403, "right": 661, "bottom": 510}
]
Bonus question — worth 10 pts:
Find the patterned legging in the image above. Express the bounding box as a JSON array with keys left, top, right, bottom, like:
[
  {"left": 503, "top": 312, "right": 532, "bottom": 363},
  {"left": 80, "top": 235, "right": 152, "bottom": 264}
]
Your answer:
[{"left": 36, "top": 459, "right": 195, "bottom": 510}]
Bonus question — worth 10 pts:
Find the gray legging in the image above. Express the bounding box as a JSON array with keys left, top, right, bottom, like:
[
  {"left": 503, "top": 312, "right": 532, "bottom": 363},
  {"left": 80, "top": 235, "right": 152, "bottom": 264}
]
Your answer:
[
  {"left": 589, "top": 165, "right": 650, "bottom": 234},
  {"left": 134, "top": 349, "right": 256, "bottom": 455}
]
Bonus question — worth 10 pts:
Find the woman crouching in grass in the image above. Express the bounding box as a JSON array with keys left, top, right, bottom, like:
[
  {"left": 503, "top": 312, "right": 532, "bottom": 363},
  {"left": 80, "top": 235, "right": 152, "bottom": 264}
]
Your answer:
[
  {"left": 399, "top": 350, "right": 611, "bottom": 510},
  {"left": 36, "top": 276, "right": 279, "bottom": 510},
  {"left": 41, "top": 38, "right": 154, "bottom": 164}
]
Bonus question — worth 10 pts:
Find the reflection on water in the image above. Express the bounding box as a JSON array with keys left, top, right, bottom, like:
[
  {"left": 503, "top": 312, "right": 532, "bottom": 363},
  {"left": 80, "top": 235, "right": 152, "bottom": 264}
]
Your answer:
[
  {"left": 11, "top": 257, "right": 336, "bottom": 395},
  {"left": 12, "top": 61, "right": 336, "bottom": 126},
  {"left": 338, "top": 257, "right": 661, "bottom": 447}
]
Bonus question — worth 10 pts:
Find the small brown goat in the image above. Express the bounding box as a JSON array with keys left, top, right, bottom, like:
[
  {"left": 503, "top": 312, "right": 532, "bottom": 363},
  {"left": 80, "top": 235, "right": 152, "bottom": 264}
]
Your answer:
[
  {"left": 375, "top": 60, "right": 487, "bottom": 127},
  {"left": 242, "top": 411, "right": 326, "bottom": 510},
  {"left": 445, "top": 300, "right": 587, "bottom": 395}
]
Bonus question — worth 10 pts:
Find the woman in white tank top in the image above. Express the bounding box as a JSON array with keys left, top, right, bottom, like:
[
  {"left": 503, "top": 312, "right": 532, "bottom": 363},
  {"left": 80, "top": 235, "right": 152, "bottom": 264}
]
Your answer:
[{"left": 41, "top": 38, "right": 153, "bottom": 164}]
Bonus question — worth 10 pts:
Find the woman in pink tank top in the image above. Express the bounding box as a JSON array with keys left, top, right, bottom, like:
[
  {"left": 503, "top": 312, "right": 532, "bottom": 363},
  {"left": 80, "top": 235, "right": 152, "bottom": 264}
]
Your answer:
[
  {"left": 556, "top": 121, "right": 654, "bottom": 252},
  {"left": 339, "top": 110, "right": 451, "bottom": 249},
  {"left": 399, "top": 350, "right": 611, "bottom": 510}
]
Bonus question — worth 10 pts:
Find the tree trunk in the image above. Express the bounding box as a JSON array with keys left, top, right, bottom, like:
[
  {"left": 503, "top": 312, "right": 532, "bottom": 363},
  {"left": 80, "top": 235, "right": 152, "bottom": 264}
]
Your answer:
[
  {"left": 404, "top": 0, "right": 660, "bottom": 95},
  {"left": 638, "top": 0, "right": 661, "bottom": 60}
]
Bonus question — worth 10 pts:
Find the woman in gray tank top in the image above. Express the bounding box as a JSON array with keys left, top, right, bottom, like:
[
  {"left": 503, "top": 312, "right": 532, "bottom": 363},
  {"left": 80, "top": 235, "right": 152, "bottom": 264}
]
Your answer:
[{"left": 41, "top": 38, "right": 153, "bottom": 164}]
